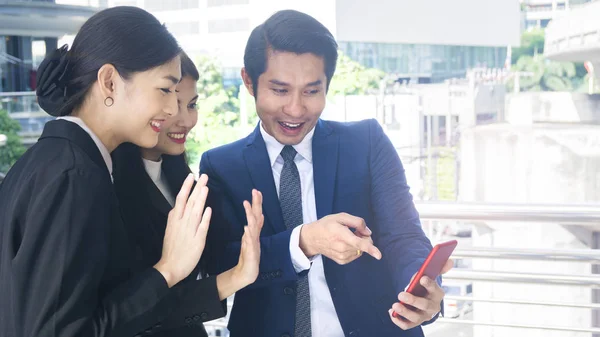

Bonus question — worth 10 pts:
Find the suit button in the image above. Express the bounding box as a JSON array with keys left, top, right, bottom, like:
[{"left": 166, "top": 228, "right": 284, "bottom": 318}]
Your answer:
[
  {"left": 276, "top": 270, "right": 283, "bottom": 277},
  {"left": 200, "top": 312, "right": 209, "bottom": 320},
  {"left": 145, "top": 329, "right": 152, "bottom": 333},
  {"left": 185, "top": 317, "right": 193, "bottom": 324},
  {"left": 349, "top": 331, "right": 357, "bottom": 336},
  {"left": 193, "top": 315, "right": 200, "bottom": 321},
  {"left": 283, "top": 287, "right": 294, "bottom": 295}
]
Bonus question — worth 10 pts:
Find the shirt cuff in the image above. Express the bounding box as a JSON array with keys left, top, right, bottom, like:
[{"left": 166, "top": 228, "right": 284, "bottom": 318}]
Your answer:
[{"left": 290, "top": 225, "right": 311, "bottom": 273}]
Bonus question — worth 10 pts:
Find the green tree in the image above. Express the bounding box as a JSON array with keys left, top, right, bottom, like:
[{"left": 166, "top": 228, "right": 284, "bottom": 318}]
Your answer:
[
  {"left": 0, "top": 109, "right": 26, "bottom": 173},
  {"left": 328, "top": 51, "right": 386, "bottom": 96},
  {"left": 510, "top": 55, "right": 578, "bottom": 92},
  {"left": 185, "top": 56, "right": 244, "bottom": 165},
  {"left": 510, "top": 28, "right": 585, "bottom": 92},
  {"left": 511, "top": 28, "right": 546, "bottom": 64}
]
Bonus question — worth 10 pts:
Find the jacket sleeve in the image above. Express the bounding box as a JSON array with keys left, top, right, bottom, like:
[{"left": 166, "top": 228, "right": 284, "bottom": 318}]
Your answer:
[
  {"left": 12, "top": 169, "right": 173, "bottom": 337},
  {"left": 153, "top": 275, "right": 227, "bottom": 331},
  {"left": 366, "top": 119, "right": 443, "bottom": 323}
]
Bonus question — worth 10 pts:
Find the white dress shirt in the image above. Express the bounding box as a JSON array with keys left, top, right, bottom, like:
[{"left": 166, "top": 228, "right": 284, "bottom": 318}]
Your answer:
[
  {"left": 260, "top": 123, "right": 345, "bottom": 337},
  {"left": 57, "top": 116, "right": 113, "bottom": 181},
  {"left": 142, "top": 158, "right": 176, "bottom": 207}
]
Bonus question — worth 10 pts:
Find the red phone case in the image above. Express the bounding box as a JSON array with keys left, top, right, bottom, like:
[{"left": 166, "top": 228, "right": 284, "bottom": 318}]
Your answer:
[{"left": 392, "top": 240, "right": 457, "bottom": 318}]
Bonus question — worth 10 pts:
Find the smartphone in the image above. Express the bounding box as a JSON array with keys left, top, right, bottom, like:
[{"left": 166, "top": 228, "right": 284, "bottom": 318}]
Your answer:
[{"left": 392, "top": 239, "right": 457, "bottom": 318}]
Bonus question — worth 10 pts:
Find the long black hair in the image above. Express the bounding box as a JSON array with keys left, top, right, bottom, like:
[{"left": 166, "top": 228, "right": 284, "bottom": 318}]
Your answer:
[{"left": 36, "top": 6, "right": 181, "bottom": 117}]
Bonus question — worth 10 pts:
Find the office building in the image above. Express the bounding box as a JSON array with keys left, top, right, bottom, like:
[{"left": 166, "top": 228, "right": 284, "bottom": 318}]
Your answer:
[{"left": 117, "top": 0, "right": 521, "bottom": 85}]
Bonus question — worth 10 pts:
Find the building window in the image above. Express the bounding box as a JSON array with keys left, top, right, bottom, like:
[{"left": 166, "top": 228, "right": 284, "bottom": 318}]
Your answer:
[
  {"left": 208, "top": 18, "right": 249, "bottom": 34},
  {"left": 144, "top": 0, "right": 198, "bottom": 11},
  {"left": 166, "top": 21, "right": 200, "bottom": 36},
  {"left": 207, "top": 0, "right": 249, "bottom": 7}
]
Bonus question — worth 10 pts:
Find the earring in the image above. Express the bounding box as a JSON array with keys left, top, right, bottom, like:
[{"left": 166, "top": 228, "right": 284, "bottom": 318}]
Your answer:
[{"left": 104, "top": 97, "right": 114, "bottom": 107}]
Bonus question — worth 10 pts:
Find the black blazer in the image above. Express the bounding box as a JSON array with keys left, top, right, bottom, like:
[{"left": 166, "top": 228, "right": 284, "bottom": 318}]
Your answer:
[
  {"left": 112, "top": 144, "right": 226, "bottom": 337},
  {"left": 0, "top": 120, "right": 176, "bottom": 337},
  {"left": 0, "top": 120, "right": 223, "bottom": 337}
]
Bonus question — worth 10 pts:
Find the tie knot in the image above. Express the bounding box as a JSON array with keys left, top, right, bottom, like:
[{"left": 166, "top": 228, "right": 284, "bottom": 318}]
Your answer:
[{"left": 280, "top": 145, "right": 297, "bottom": 162}]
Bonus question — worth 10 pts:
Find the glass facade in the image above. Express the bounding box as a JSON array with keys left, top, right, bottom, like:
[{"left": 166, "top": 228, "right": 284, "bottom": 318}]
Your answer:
[
  {"left": 0, "top": 36, "right": 57, "bottom": 92},
  {"left": 338, "top": 41, "right": 507, "bottom": 83}
]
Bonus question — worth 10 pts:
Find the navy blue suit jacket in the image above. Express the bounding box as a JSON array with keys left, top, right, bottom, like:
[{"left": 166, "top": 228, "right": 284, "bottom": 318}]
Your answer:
[{"left": 200, "top": 119, "right": 438, "bottom": 337}]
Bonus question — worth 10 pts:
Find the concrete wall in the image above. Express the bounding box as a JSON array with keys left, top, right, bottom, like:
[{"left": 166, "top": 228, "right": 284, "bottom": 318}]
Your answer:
[{"left": 505, "top": 92, "right": 600, "bottom": 124}]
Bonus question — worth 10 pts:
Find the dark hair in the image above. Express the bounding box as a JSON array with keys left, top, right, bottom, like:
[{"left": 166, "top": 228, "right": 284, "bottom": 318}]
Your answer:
[
  {"left": 180, "top": 52, "right": 199, "bottom": 81},
  {"left": 36, "top": 6, "right": 181, "bottom": 117},
  {"left": 243, "top": 9, "right": 338, "bottom": 96}
]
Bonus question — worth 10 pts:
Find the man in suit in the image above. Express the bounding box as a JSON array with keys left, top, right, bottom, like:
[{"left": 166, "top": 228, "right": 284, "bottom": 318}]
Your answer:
[{"left": 201, "top": 9, "right": 452, "bottom": 337}]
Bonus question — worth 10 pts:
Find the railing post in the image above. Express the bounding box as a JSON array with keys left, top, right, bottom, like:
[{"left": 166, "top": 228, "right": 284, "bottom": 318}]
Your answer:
[{"left": 593, "top": 231, "right": 600, "bottom": 337}]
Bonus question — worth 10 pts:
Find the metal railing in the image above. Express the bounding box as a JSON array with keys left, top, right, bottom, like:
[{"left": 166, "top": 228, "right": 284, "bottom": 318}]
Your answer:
[
  {"left": 414, "top": 201, "right": 600, "bottom": 225},
  {"left": 420, "top": 202, "right": 600, "bottom": 335},
  {"left": 0, "top": 91, "right": 42, "bottom": 115},
  {"left": 1, "top": 91, "right": 50, "bottom": 144},
  {"left": 205, "top": 202, "right": 600, "bottom": 336}
]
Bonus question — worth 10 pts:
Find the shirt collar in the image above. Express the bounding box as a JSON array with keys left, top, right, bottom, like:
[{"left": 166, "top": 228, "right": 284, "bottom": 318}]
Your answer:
[
  {"left": 142, "top": 157, "right": 163, "bottom": 183},
  {"left": 57, "top": 116, "right": 113, "bottom": 177},
  {"left": 259, "top": 121, "right": 314, "bottom": 167}
]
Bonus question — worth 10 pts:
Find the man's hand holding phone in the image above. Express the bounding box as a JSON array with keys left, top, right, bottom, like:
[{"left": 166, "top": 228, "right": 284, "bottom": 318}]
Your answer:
[
  {"left": 388, "top": 239, "right": 457, "bottom": 330},
  {"left": 388, "top": 259, "right": 453, "bottom": 329}
]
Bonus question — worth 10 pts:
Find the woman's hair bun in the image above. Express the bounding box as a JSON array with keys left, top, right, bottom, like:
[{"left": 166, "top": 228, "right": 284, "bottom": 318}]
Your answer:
[{"left": 35, "top": 44, "right": 71, "bottom": 117}]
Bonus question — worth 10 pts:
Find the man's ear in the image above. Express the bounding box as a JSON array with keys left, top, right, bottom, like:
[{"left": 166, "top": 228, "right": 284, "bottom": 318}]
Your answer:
[{"left": 241, "top": 68, "right": 255, "bottom": 97}]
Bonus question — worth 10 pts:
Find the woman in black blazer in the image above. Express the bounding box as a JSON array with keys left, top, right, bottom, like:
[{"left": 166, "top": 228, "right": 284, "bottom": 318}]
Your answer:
[
  {"left": 112, "top": 53, "right": 263, "bottom": 336},
  {"left": 0, "top": 7, "right": 263, "bottom": 337}
]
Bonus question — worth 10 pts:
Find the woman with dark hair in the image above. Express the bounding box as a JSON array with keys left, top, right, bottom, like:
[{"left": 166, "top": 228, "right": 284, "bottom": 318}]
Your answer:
[
  {"left": 0, "top": 7, "right": 262, "bottom": 337},
  {"left": 112, "top": 53, "right": 263, "bottom": 336}
]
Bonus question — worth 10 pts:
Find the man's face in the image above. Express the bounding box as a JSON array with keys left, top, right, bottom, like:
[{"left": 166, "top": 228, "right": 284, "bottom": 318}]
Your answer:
[{"left": 243, "top": 51, "right": 327, "bottom": 145}]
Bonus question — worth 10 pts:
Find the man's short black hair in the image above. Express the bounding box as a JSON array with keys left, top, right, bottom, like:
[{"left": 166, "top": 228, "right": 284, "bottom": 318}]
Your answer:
[{"left": 243, "top": 9, "right": 338, "bottom": 95}]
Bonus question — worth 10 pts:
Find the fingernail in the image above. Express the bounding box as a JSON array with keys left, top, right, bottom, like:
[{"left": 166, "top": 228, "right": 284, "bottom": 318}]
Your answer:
[{"left": 366, "top": 226, "right": 372, "bottom": 234}]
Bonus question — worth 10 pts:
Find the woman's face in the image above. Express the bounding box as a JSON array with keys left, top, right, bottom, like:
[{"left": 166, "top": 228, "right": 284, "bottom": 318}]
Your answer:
[
  {"left": 144, "top": 75, "right": 198, "bottom": 160},
  {"left": 112, "top": 56, "right": 182, "bottom": 149}
]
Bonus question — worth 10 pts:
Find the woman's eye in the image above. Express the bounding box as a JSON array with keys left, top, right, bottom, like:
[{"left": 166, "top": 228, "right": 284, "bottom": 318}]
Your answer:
[{"left": 160, "top": 88, "right": 172, "bottom": 94}]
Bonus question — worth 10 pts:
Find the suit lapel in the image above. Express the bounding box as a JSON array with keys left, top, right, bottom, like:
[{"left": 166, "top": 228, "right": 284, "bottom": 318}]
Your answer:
[
  {"left": 144, "top": 174, "right": 172, "bottom": 217},
  {"left": 243, "top": 125, "right": 286, "bottom": 233},
  {"left": 312, "top": 120, "right": 339, "bottom": 219}
]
